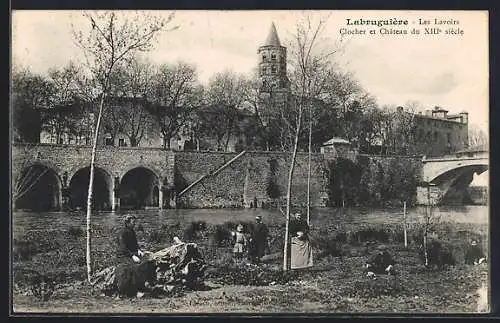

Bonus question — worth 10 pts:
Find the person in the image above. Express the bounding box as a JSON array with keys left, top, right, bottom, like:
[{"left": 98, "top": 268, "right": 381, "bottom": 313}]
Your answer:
[
  {"left": 116, "top": 215, "right": 145, "bottom": 264},
  {"left": 249, "top": 215, "right": 269, "bottom": 263},
  {"left": 231, "top": 224, "right": 248, "bottom": 261},
  {"left": 289, "top": 212, "right": 313, "bottom": 270},
  {"left": 115, "top": 214, "right": 154, "bottom": 298},
  {"left": 365, "top": 245, "right": 395, "bottom": 278},
  {"left": 465, "top": 240, "right": 486, "bottom": 265}
]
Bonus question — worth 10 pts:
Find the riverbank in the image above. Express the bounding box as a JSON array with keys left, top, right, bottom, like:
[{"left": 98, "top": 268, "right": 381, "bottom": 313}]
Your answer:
[{"left": 11, "top": 207, "right": 489, "bottom": 314}]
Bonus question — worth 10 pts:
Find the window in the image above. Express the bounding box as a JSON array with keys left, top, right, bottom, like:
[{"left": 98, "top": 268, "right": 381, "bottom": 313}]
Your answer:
[
  {"left": 105, "top": 137, "right": 114, "bottom": 146},
  {"left": 118, "top": 138, "right": 126, "bottom": 147},
  {"left": 271, "top": 66, "right": 277, "bottom": 74},
  {"left": 262, "top": 54, "right": 267, "bottom": 61},
  {"left": 271, "top": 53, "right": 277, "bottom": 61},
  {"left": 59, "top": 137, "right": 64, "bottom": 145},
  {"left": 261, "top": 67, "right": 267, "bottom": 75}
]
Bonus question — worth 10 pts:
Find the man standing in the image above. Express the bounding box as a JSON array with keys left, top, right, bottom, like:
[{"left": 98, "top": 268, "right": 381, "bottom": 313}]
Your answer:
[{"left": 250, "top": 215, "right": 269, "bottom": 263}]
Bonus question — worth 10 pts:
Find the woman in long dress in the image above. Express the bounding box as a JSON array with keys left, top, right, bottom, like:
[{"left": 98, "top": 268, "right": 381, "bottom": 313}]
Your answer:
[{"left": 290, "top": 213, "right": 313, "bottom": 269}]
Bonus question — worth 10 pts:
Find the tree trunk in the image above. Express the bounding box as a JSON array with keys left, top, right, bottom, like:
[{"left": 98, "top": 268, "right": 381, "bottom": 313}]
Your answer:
[
  {"left": 307, "top": 104, "right": 312, "bottom": 225},
  {"left": 163, "top": 135, "right": 171, "bottom": 149},
  {"left": 225, "top": 124, "right": 233, "bottom": 152},
  {"left": 424, "top": 182, "right": 431, "bottom": 267},
  {"left": 283, "top": 105, "right": 302, "bottom": 271},
  {"left": 85, "top": 91, "right": 106, "bottom": 283}
]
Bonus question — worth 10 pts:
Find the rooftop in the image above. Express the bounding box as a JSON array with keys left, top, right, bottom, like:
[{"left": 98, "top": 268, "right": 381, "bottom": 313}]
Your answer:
[
  {"left": 322, "top": 137, "right": 351, "bottom": 146},
  {"left": 263, "top": 22, "right": 281, "bottom": 47}
]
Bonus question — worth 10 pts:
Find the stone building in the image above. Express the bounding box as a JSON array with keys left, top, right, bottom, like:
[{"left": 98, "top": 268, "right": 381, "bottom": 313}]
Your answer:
[{"left": 413, "top": 106, "right": 469, "bottom": 156}]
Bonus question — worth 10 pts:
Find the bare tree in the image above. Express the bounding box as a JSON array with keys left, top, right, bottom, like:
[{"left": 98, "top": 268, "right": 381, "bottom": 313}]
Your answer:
[
  {"left": 468, "top": 123, "right": 488, "bottom": 150},
  {"left": 11, "top": 66, "right": 53, "bottom": 143},
  {"left": 149, "top": 61, "right": 202, "bottom": 149},
  {"left": 104, "top": 57, "right": 156, "bottom": 146},
  {"left": 421, "top": 180, "right": 442, "bottom": 268},
  {"left": 72, "top": 11, "right": 175, "bottom": 282},
  {"left": 43, "top": 62, "right": 88, "bottom": 144},
  {"left": 280, "top": 14, "right": 337, "bottom": 271},
  {"left": 205, "top": 70, "right": 250, "bottom": 151}
]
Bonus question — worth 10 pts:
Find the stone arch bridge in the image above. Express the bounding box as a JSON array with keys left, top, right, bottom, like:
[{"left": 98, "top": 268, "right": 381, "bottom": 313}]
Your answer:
[
  {"left": 12, "top": 143, "right": 176, "bottom": 211},
  {"left": 417, "top": 150, "right": 489, "bottom": 205}
]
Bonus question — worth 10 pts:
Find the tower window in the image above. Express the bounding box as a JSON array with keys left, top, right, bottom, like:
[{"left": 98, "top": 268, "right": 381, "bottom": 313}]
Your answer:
[
  {"left": 262, "top": 54, "right": 267, "bottom": 61},
  {"left": 271, "top": 53, "right": 277, "bottom": 61},
  {"left": 271, "top": 66, "right": 277, "bottom": 74},
  {"left": 105, "top": 137, "right": 114, "bottom": 146}
]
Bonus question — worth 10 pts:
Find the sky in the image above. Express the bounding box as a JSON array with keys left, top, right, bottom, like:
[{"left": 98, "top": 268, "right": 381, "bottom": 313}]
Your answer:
[{"left": 11, "top": 10, "right": 489, "bottom": 132}]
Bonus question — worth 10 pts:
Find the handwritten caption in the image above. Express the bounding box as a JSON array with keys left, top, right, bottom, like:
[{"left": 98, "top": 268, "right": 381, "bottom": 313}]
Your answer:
[{"left": 339, "top": 18, "right": 464, "bottom": 36}]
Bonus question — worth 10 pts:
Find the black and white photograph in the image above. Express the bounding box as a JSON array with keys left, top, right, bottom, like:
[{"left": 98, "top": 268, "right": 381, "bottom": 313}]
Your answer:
[{"left": 10, "top": 10, "right": 489, "bottom": 314}]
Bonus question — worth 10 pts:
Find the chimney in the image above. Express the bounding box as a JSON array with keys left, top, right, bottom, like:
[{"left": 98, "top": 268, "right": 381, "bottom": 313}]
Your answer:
[{"left": 459, "top": 111, "right": 469, "bottom": 124}]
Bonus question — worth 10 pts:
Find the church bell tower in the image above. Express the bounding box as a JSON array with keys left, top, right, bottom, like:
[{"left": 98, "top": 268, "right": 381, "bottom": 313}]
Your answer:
[{"left": 258, "top": 22, "right": 289, "bottom": 95}]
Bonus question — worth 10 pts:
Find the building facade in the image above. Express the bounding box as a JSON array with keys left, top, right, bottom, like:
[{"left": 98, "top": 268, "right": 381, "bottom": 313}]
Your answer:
[{"left": 413, "top": 106, "right": 469, "bottom": 156}]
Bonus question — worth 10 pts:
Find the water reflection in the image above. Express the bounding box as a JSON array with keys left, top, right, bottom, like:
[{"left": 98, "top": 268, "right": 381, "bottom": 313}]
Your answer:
[{"left": 12, "top": 205, "right": 488, "bottom": 238}]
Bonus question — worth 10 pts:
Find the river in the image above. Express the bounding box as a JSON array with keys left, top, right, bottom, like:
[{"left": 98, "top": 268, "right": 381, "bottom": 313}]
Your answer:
[{"left": 12, "top": 205, "right": 488, "bottom": 237}]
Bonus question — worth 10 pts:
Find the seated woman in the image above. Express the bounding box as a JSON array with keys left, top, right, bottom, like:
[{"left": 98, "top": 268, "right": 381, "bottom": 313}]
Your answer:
[
  {"left": 365, "top": 246, "right": 395, "bottom": 276},
  {"left": 465, "top": 240, "right": 486, "bottom": 265},
  {"left": 114, "top": 215, "right": 155, "bottom": 298}
]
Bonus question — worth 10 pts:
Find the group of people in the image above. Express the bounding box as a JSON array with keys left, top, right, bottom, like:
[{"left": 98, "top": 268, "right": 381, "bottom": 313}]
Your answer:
[
  {"left": 230, "top": 212, "right": 314, "bottom": 269},
  {"left": 115, "top": 212, "right": 315, "bottom": 292},
  {"left": 231, "top": 214, "right": 270, "bottom": 264},
  {"left": 114, "top": 212, "right": 487, "bottom": 297}
]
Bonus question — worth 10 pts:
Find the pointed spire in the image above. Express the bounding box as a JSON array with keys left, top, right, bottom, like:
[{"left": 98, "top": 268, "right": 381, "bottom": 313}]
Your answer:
[{"left": 264, "top": 22, "right": 281, "bottom": 46}]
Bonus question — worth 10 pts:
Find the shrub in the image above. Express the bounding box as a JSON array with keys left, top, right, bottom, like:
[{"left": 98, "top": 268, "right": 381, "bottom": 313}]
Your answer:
[
  {"left": 313, "top": 236, "right": 342, "bottom": 259},
  {"left": 147, "top": 229, "right": 167, "bottom": 244},
  {"left": 210, "top": 224, "right": 232, "bottom": 247},
  {"left": 419, "top": 240, "right": 456, "bottom": 270},
  {"left": 13, "top": 239, "right": 39, "bottom": 261},
  {"left": 67, "top": 226, "right": 84, "bottom": 239},
  {"left": 183, "top": 220, "right": 208, "bottom": 241}
]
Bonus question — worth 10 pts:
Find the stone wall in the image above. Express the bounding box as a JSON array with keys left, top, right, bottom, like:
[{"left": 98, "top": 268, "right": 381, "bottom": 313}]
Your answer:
[{"left": 175, "top": 151, "right": 328, "bottom": 209}]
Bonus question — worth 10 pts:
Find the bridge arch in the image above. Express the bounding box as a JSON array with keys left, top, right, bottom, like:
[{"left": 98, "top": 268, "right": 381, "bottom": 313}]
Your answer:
[
  {"left": 14, "top": 162, "right": 63, "bottom": 211},
  {"left": 68, "top": 166, "right": 114, "bottom": 211},
  {"left": 428, "top": 162, "right": 489, "bottom": 184},
  {"left": 119, "top": 164, "right": 162, "bottom": 182},
  {"left": 67, "top": 164, "right": 114, "bottom": 185},
  {"left": 119, "top": 166, "right": 161, "bottom": 209}
]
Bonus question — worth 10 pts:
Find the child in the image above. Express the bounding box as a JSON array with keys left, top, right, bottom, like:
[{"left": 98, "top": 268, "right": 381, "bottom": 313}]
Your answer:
[{"left": 232, "top": 224, "right": 248, "bottom": 261}]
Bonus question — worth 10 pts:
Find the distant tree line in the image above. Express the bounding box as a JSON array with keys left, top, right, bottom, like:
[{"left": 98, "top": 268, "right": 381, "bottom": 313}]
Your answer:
[
  {"left": 326, "top": 156, "right": 421, "bottom": 207},
  {"left": 11, "top": 50, "right": 486, "bottom": 155}
]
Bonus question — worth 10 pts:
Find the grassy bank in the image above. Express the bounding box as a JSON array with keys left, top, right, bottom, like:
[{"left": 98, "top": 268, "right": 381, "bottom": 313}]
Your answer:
[{"left": 12, "top": 213, "right": 489, "bottom": 313}]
